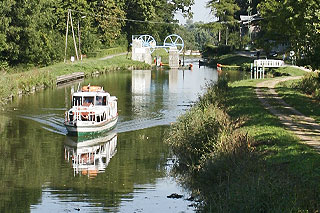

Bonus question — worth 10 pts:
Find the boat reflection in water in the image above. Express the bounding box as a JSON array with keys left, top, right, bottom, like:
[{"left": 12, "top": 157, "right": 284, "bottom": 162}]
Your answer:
[{"left": 64, "top": 132, "right": 117, "bottom": 178}]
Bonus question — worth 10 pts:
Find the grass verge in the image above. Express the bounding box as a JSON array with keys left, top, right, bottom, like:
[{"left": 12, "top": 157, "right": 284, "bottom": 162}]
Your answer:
[
  {"left": 166, "top": 68, "right": 320, "bottom": 211},
  {"left": 277, "top": 79, "right": 320, "bottom": 124},
  {"left": 217, "top": 54, "right": 253, "bottom": 66},
  {"left": 0, "top": 54, "right": 149, "bottom": 105}
]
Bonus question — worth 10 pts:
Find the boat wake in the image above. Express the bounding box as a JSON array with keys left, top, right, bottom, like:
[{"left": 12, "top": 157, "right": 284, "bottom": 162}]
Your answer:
[
  {"left": 19, "top": 113, "right": 68, "bottom": 135},
  {"left": 18, "top": 105, "right": 186, "bottom": 135}
]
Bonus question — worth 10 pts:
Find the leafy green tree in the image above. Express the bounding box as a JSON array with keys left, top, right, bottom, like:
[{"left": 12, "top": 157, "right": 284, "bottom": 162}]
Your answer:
[
  {"left": 258, "top": 0, "right": 320, "bottom": 68},
  {"left": 207, "top": 0, "right": 240, "bottom": 45},
  {"left": 92, "top": 0, "right": 126, "bottom": 47},
  {"left": 0, "top": 0, "right": 15, "bottom": 64},
  {"left": 123, "top": 0, "right": 194, "bottom": 43}
]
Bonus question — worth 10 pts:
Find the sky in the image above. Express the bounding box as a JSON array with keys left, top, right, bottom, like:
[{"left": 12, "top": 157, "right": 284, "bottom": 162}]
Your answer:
[{"left": 175, "top": 0, "right": 215, "bottom": 25}]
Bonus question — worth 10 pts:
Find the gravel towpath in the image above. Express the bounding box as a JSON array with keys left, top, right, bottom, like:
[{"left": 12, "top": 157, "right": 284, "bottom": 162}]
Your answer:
[{"left": 255, "top": 77, "right": 320, "bottom": 150}]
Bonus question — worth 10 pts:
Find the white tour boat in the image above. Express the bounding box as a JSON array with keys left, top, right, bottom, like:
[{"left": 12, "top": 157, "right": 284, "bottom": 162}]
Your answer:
[{"left": 65, "top": 85, "right": 118, "bottom": 136}]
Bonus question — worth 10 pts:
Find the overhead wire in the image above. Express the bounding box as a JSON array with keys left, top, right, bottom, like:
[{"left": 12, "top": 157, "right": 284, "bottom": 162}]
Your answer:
[{"left": 69, "top": 9, "right": 180, "bottom": 25}]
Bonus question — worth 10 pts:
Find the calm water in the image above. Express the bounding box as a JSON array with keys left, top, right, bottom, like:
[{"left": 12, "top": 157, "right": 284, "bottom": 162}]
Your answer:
[{"left": 0, "top": 60, "right": 246, "bottom": 212}]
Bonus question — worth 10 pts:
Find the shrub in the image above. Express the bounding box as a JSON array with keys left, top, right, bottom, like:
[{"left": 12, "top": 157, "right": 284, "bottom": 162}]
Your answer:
[
  {"left": 197, "top": 77, "right": 229, "bottom": 110},
  {"left": 202, "top": 45, "right": 233, "bottom": 58},
  {"left": 295, "top": 72, "right": 320, "bottom": 99},
  {"left": 165, "top": 77, "right": 250, "bottom": 174},
  {"left": 240, "top": 62, "right": 251, "bottom": 72}
]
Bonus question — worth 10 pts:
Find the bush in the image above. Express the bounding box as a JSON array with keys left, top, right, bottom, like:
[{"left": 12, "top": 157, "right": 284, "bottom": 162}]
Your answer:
[
  {"left": 295, "top": 72, "right": 320, "bottom": 99},
  {"left": 0, "top": 61, "right": 9, "bottom": 72},
  {"left": 202, "top": 45, "right": 233, "bottom": 58},
  {"left": 240, "top": 62, "right": 251, "bottom": 72},
  {"left": 197, "top": 77, "right": 229, "bottom": 109},
  {"left": 165, "top": 77, "right": 250, "bottom": 173}
]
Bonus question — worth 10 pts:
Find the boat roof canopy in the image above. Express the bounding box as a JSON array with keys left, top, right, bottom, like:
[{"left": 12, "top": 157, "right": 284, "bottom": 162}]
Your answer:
[{"left": 81, "top": 85, "right": 103, "bottom": 92}]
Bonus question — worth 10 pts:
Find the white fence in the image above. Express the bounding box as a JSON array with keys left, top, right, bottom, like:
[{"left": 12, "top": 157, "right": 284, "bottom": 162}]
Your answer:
[
  {"left": 254, "top": 59, "right": 284, "bottom": 68},
  {"left": 251, "top": 59, "right": 284, "bottom": 79}
]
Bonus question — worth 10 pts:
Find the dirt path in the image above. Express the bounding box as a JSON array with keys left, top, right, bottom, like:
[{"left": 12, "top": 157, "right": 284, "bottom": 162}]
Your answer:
[
  {"left": 256, "top": 76, "right": 320, "bottom": 150},
  {"left": 99, "top": 52, "right": 128, "bottom": 60}
]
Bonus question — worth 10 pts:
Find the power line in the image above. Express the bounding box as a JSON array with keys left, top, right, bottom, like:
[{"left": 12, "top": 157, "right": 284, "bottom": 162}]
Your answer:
[{"left": 69, "top": 9, "right": 180, "bottom": 25}]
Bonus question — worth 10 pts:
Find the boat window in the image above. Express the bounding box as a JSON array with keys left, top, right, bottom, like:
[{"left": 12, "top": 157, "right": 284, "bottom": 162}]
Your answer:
[
  {"left": 96, "top": 96, "right": 103, "bottom": 106},
  {"left": 72, "top": 96, "right": 82, "bottom": 106},
  {"left": 103, "top": 96, "right": 107, "bottom": 106},
  {"left": 83, "top": 97, "right": 94, "bottom": 106}
]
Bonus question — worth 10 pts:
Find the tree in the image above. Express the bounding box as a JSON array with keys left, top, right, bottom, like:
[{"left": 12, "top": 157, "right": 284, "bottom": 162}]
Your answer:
[
  {"left": 258, "top": 0, "right": 320, "bottom": 68},
  {"left": 92, "top": 0, "right": 126, "bottom": 47},
  {"left": 207, "top": 0, "right": 240, "bottom": 45},
  {"left": 123, "top": 0, "right": 194, "bottom": 43}
]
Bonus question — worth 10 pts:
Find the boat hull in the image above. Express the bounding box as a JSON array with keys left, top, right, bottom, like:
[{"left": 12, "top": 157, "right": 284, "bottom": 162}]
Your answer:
[{"left": 65, "top": 116, "right": 118, "bottom": 136}]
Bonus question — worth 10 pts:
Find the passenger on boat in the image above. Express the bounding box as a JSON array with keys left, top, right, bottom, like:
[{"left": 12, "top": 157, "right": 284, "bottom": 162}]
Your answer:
[
  {"left": 96, "top": 96, "right": 103, "bottom": 106},
  {"left": 83, "top": 97, "right": 94, "bottom": 107}
]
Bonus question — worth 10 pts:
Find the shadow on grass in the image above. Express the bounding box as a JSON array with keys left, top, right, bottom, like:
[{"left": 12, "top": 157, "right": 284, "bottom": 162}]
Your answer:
[{"left": 277, "top": 86, "right": 320, "bottom": 124}]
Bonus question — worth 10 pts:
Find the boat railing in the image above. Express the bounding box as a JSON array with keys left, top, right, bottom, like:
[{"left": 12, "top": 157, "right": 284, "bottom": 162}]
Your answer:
[{"left": 65, "top": 107, "right": 114, "bottom": 123}]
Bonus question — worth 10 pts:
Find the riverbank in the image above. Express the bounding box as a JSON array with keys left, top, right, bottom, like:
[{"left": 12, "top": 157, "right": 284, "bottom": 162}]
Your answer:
[
  {"left": 0, "top": 53, "right": 150, "bottom": 106},
  {"left": 166, "top": 66, "right": 320, "bottom": 211}
]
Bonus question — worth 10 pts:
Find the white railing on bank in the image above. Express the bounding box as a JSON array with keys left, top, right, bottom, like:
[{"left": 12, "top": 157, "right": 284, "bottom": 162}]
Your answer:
[
  {"left": 254, "top": 59, "right": 284, "bottom": 68},
  {"left": 251, "top": 59, "right": 284, "bottom": 79}
]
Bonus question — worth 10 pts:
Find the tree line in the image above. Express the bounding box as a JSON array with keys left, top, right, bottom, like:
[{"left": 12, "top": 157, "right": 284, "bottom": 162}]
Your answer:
[
  {"left": 0, "top": 0, "right": 193, "bottom": 67},
  {"left": 206, "top": 0, "right": 320, "bottom": 69}
]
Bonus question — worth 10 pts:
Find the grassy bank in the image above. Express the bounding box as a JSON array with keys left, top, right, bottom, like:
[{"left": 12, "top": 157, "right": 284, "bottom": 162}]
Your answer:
[
  {"left": 276, "top": 76, "right": 320, "bottom": 124},
  {"left": 166, "top": 67, "right": 320, "bottom": 211},
  {"left": 217, "top": 53, "right": 253, "bottom": 66},
  {"left": 0, "top": 53, "right": 149, "bottom": 105}
]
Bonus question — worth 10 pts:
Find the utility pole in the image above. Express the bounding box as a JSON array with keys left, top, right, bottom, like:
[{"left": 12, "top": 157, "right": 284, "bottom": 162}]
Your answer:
[
  {"left": 247, "top": 0, "right": 252, "bottom": 40},
  {"left": 69, "top": 10, "right": 79, "bottom": 61},
  {"left": 78, "top": 20, "right": 81, "bottom": 60},
  {"left": 64, "top": 10, "right": 70, "bottom": 63},
  {"left": 78, "top": 16, "right": 86, "bottom": 61},
  {"left": 64, "top": 9, "right": 79, "bottom": 63}
]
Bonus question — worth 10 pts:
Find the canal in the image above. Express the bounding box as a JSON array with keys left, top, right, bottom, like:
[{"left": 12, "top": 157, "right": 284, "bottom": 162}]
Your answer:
[{"left": 0, "top": 60, "right": 247, "bottom": 212}]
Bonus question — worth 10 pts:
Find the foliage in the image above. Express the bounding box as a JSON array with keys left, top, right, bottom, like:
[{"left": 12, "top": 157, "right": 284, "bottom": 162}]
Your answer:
[
  {"left": 197, "top": 78, "right": 229, "bottom": 109},
  {"left": 0, "top": 0, "right": 194, "bottom": 67},
  {"left": 295, "top": 72, "right": 320, "bottom": 100},
  {"left": 169, "top": 76, "right": 320, "bottom": 212},
  {"left": 258, "top": 0, "right": 320, "bottom": 69},
  {"left": 277, "top": 79, "right": 320, "bottom": 124},
  {"left": 206, "top": 0, "right": 240, "bottom": 46},
  {"left": 165, "top": 78, "right": 250, "bottom": 173},
  {"left": 87, "top": 46, "right": 127, "bottom": 58},
  {"left": 93, "top": 0, "right": 126, "bottom": 47},
  {"left": 241, "top": 62, "right": 251, "bottom": 71},
  {"left": 0, "top": 54, "right": 149, "bottom": 104},
  {"left": 202, "top": 44, "right": 233, "bottom": 58}
]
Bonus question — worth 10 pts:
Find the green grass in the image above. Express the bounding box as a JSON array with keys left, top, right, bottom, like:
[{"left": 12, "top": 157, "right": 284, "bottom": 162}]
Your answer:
[
  {"left": 86, "top": 46, "right": 127, "bottom": 58},
  {"left": 0, "top": 54, "right": 149, "bottom": 105},
  {"left": 217, "top": 54, "right": 253, "bottom": 66},
  {"left": 167, "top": 73, "right": 320, "bottom": 212},
  {"left": 270, "top": 66, "right": 307, "bottom": 77},
  {"left": 151, "top": 49, "right": 169, "bottom": 64},
  {"left": 277, "top": 79, "right": 320, "bottom": 124},
  {"left": 200, "top": 79, "right": 320, "bottom": 212}
]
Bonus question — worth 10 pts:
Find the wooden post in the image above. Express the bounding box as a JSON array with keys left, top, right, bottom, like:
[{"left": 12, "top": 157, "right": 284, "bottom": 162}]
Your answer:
[
  {"left": 183, "top": 50, "right": 185, "bottom": 67},
  {"left": 254, "top": 66, "right": 257, "bottom": 79},
  {"left": 250, "top": 63, "right": 253, "bottom": 79},
  {"left": 64, "top": 10, "right": 70, "bottom": 63}
]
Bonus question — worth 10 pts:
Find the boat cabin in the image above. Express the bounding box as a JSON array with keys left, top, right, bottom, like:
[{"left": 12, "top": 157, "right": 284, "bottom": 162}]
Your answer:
[{"left": 71, "top": 86, "right": 111, "bottom": 107}]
